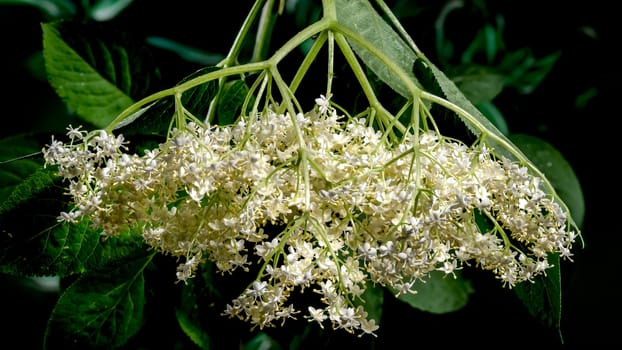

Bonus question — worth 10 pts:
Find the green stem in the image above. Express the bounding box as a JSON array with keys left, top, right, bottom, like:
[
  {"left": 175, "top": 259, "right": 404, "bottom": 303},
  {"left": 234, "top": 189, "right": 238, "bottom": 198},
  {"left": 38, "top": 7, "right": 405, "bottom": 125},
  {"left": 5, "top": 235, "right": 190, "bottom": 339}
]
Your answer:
[
  {"left": 331, "top": 22, "right": 421, "bottom": 98},
  {"left": 374, "top": 0, "right": 423, "bottom": 57},
  {"left": 326, "top": 30, "right": 335, "bottom": 97},
  {"left": 289, "top": 31, "right": 328, "bottom": 94},
  {"left": 105, "top": 88, "right": 175, "bottom": 132},
  {"left": 255, "top": 215, "right": 306, "bottom": 280},
  {"left": 219, "top": 0, "right": 266, "bottom": 67},
  {"left": 210, "top": 0, "right": 266, "bottom": 123},
  {"left": 332, "top": 31, "right": 406, "bottom": 135},
  {"left": 108, "top": 17, "right": 331, "bottom": 131},
  {"left": 322, "top": 0, "right": 337, "bottom": 20},
  {"left": 106, "top": 62, "right": 270, "bottom": 131},
  {"left": 481, "top": 210, "right": 528, "bottom": 257},
  {"left": 270, "top": 66, "right": 312, "bottom": 209},
  {"left": 269, "top": 18, "right": 332, "bottom": 64},
  {"left": 252, "top": 0, "right": 276, "bottom": 62}
]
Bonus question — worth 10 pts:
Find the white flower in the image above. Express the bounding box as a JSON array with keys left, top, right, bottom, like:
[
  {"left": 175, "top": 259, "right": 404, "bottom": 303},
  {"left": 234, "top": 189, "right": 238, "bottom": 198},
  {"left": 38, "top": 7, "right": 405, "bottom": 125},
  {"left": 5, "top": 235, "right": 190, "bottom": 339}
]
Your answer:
[
  {"left": 42, "top": 95, "right": 579, "bottom": 335},
  {"left": 307, "top": 306, "right": 327, "bottom": 324},
  {"left": 314, "top": 94, "right": 332, "bottom": 115}
]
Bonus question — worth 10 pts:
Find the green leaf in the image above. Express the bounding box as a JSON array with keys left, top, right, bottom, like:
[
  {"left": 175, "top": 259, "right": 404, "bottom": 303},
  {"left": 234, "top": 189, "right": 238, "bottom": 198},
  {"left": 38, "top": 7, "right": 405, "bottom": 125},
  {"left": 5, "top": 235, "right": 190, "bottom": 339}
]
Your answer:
[
  {"left": 1, "top": 217, "right": 97, "bottom": 277},
  {"left": 176, "top": 278, "right": 212, "bottom": 350},
  {"left": 335, "top": 0, "right": 419, "bottom": 97},
  {"left": 450, "top": 65, "right": 505, "bottom": 105},
  {"left": 0, "top": 180, "right": 66, "bottom": 276},
  {"left": 0, "top": 133, "right": 42, "bottom": 162},
  {"left": 217, "top": 79, "right": 250, "bottom": 125},
  {"left": 500, "top": 49, "right": 560, "bottom": 94},
  {"left": 508, "top": 133, "right": 585, "bottom": 227},
  {"left": 355, "top": 282, "right": 383, "bottom": 324},
  {"left": 85, "top": 227, "right": 146, "bottom": 270},
  {"left": 0, "top": 134, "right": 48, "bottom": 216},
  {"left": 42, "top": 21, "right": 132, "bottom": 127},
  {"left": 514, "top": 254, "right": 562, "bottom": 339},
  {"left": 175, "top": 260, "right": 225, "bottom": 350},
  {"left": 418, "top": 58, "right": 500, "bottom": 138},
  {"left": 44, "top": 251, "right": 155, "bottom": 349},
  {"left": 176, "top": 309, "right": 211, "bottom": 350},
  {"left": 460, "top": 23, "right": 502, "bottom": 65},
  {"left": 477, "top": 101, "right": 509, "bottom": 135},
  {"left": 39, "top": 219, "right": 145, "bottom": 277},
  {"left": 394, "top": 271, "right": 473, "bottom": 314},
  {"left": 0, "top": 166, "right": 54, "bottom": 216},
  {"left": 180, "top": 67, "right": 221, "bottom": 121},
  {"left": 492, "top": 134, "right": 577, "bottom": 341},
  {"left": 40, "top": 219, "right": 101, "bottom": 276},
  {"left": 42, "top": 21, "right": 158, "bottom": 128},
  {"left": 1, "top": 180, "right": 143, "bottom": 277}
]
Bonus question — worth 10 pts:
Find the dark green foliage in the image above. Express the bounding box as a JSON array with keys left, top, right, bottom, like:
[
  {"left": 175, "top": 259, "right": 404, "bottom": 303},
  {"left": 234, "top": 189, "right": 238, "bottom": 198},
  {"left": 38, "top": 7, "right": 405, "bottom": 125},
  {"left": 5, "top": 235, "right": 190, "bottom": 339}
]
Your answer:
[
  {"left": 44, "top": 251, "right": 155, "bottom": 349},
  {"left": 42, "top": 21, "right": 160, "bottom": 128}
]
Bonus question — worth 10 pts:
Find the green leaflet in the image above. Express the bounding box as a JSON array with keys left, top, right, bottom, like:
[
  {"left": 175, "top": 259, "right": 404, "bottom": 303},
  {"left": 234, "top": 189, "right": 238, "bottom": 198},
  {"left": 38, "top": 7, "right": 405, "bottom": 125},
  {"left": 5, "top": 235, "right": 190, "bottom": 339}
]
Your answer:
[
  {"left": 508, "top": 134, "right": 585, "bottom": 340},
  {"left": 39, "top": 219, "right": 100, "bottom": 276},
  {"left": 0, "top": 214, "right": 125, "bottom": 277},
  {"left": 0, "top": 134, "right": 63, "bottom": 276},
  {"left": 449, "top": 65, "right": 505, "bottom": 105},
  {"left": 477, "top": 101, "right": 509, "bottom": 135},
  {"left": 176, "top": 309, "right": 211, "bottom": 350},
  {"left": 514, "top": 254, "right": 563, "bottom": 341},
  {"left": 0, "top": 136, "right": 50, "bottom": 217},
  {"left": 37, "top": 219, "right": 144, "bottom": 277},
  {"left": 42, "top": 21, "right": 135, "bottom": 128},
  {"left": 44, "top": 251, "right": 155, "bottom": 349},
  {"left": 502, "top": 50, "right": 560, "bottom": 94},
  {"left": 0, "top": 152, "right": 148, "bottom": 276},
  {"left": 176, "top": 273, "right": 215, "bottom": 350},
  {"left": 0, "top": 182, "right": 66, "bottom": 276},
  {"left": 0, "top": 167, "right": 54, "bottom": 216},
  {"left": 85, "top": 228, "right": 146, "bottom": 271},
  {"left": 335, "top": 0, "right": 420, "bottom": 98},
  {"left": 355, "top": 282, "right": 384, "bottom": 324},
  {"left": 0, "top": 138, "right": 143, "bottom": 277},
  {"left": 216, "top": 79, "right": 250, "bottom": 125},
  {"left": 394, "top": 271, "right": 473, "bottom": 314},
  {"left": 423, "top": 59, "right": 507, "bottom": 144},
  {"left": 0, "top": 189, "right": 143, "bottom": 277}
]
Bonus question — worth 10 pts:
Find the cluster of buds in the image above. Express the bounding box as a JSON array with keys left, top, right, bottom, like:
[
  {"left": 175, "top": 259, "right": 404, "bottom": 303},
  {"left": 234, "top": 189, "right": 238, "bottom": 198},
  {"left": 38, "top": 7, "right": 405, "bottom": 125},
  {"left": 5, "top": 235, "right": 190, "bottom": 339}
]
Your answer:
[{"left": 42, "top": 96, "right": 577, "bottom": 336}]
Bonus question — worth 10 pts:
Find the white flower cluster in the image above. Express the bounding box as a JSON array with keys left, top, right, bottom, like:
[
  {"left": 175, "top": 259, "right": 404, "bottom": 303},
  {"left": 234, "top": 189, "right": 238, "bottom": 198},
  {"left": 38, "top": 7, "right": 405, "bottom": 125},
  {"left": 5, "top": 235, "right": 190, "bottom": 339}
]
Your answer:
[{"left": 42, "top": 97, "right": 577, "bottom": 336}]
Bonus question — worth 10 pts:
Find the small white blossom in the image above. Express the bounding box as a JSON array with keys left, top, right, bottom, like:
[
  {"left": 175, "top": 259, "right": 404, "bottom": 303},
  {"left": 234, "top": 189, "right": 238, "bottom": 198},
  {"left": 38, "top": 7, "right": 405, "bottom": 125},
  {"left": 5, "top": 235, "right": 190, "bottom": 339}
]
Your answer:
[{"left": 42, "top": 95, "right": 579, "bottom": 336}]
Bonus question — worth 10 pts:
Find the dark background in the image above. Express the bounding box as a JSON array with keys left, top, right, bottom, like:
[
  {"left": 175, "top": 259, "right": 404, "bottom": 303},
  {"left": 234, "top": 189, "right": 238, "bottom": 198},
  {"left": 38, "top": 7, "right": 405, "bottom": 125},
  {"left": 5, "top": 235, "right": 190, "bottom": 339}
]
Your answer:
[{"left": 0, "top": 0, "right": 618, "bottom": 348}]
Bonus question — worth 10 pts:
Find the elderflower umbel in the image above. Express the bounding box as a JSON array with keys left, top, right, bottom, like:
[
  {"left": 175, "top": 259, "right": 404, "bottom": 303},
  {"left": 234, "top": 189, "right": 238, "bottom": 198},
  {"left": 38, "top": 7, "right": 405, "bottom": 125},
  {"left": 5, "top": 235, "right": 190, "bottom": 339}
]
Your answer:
[{"left": 42, "top": 97, "right": 577, "bottom": 336}]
